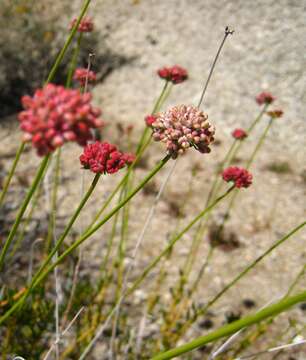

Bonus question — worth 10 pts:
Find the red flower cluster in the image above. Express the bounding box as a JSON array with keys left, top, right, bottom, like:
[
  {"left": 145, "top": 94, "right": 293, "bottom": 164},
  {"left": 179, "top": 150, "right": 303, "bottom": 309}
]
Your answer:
[
  {"left": 73, "top": 68, "right": 97, "bottom": 86},
  {"left": 145, "top": 114, "right": 157, "bottom": 127},
  {"left": 19, "top": 84, "right": 103, "bottom": 156},
  {"left": 80, "top": 141, "right": 135, "bottom": 174},
  {"left": 255, "top": 92, "right": 275, "bottom": 105},
  {"left": 232, "top": 128, "right": 248, "bottom": 140},
  {"left": 267, "top": 109, "right": 283, "bottom": 118},
  {"left": 70, "top": 17, "right": 94, "bottom": 32},
  {"left": 157, "top": 65, "right": 188, "bottom": 84},
  {"left": 222, "top": 167, "right": 252, "bottom": 188}
]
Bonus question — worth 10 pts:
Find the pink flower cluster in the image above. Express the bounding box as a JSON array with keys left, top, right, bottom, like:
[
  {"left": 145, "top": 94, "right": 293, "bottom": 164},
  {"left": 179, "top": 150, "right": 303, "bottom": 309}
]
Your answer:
[
  {"left": 145, "top": 115, "right": 157, "bottom": 127},
  {"left": 267, "top": 109, "right": 283, "bottom": 118},
  {"left": 255, "top": 92, "right": 275, "bottom": 105},
  {"left": 73, "top": 68, "right": 97, "bottom": 86},
  {"left": 18, "top": 84, "right": 103, "bottom": 156},
  {"left": 222, "top": 167, "right": 252, "bottom": 188},
  {"left": 80, "top": 141, "right": 135, "bottom": 174},
  {"left": 232, "top": 128, "right": 248, "bottom": 140},
  {"left": 157, "top": 65, "right": 188, "bottom": 84},
  {"left": 152, "top": 105, "right": 215, "bottom": 159},
  {"left": 70, "top": 17, "right": 94, "bottom": 32}
]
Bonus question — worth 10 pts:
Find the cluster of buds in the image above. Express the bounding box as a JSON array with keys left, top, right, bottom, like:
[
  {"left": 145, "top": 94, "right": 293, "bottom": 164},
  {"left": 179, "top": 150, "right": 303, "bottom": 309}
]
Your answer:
[
  {"left": 267, "top": 109, "right": 283, "bottom": 119},
  {"left": 18, "top": 84, "right": 103, "bottom": 156},
  {"left": 80, "top": 141, "right": 135, "bottom": 174},
  {"left": 255, "top": 92, "right": 275, "bottom": 105},
  {"left": 73, "top": 68, "right": 97, "bottom": 86},
  {"left": 232, "top": 128, "right": 248, "bottom": 140},
  {"left": 152, "top": 105, "right": 215, "bottom": 159},
  {"left": 157, "top": 65, "right": 188, "bottom": 84},
  {"left": 144, "top": 114, "right": 157, "bottom": 127},
  {"left": 70, "top": 17, "right": 94, "bottom": 32},
  {"left": 222, "top": 167, "right": 252, "bottom": 188}
]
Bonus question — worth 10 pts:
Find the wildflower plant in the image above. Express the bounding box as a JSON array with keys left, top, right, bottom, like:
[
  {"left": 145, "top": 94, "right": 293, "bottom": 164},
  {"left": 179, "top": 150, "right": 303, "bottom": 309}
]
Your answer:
[{"left": 0, "top": 6, "right": 305, "bottom": 360}]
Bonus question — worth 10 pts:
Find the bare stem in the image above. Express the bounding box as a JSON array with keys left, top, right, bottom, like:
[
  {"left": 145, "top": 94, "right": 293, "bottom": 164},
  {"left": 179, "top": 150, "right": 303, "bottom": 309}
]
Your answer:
[{"left": 197, "top": 26, "right": 234, "bottom": 108}]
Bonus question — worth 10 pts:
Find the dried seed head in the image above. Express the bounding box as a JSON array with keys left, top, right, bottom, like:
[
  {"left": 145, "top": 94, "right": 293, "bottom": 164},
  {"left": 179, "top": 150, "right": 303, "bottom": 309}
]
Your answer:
[
  {"left": 152, "top": 105, "right": 215, "bottom": 159},
  {"left": 255, "top": 92, "right": 275, "bottom": 105},
  {"left": 266, "top": 109, "right": 284, "bottom": 119}
]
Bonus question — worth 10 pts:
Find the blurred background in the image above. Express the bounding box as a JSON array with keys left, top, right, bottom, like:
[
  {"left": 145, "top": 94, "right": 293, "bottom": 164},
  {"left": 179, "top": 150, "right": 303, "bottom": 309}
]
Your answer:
[{"left": 0, "top": 1, "right": 305, "bottom": 358}]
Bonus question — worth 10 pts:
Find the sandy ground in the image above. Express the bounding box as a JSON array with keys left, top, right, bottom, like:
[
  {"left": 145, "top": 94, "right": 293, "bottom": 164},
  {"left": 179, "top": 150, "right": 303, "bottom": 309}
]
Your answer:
[{"left": 1, "top": 0, "right": 306, "bottom": 359}]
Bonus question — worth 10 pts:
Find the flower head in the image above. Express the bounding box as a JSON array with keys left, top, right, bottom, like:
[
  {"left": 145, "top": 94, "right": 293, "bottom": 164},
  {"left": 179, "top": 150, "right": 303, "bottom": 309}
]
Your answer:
[
  {"left": 266, "top": 109, "right": 283, "bottom": 119},
  {"left": 232, "top": 128, "right": 248, "bottom": 140},
  {"left": 157, "top": 65, "right": 188, "bottom": 84},
  {"left": 18, "top": 84, "right": 103, "bottom": 156},
  {"left": 255, "top": 92, "right": 275, "bottom": 105},
  {"left": 80, "top": 141, "right": 135, "bottom": 174},
  {"left": 70, "top": 17, "right": 94, "bottom": 32},
  {"left": 222, "top": 167, "right": 252, "bottom": 188},
  {"left": 152, "top": 105, "right": 215, "bottom": 159},
  {"left": 145, "top": 115, "right": 157, "bottom": 127},
  {"left": 73, "top": 68, "right": 97, "bottom": 86}
]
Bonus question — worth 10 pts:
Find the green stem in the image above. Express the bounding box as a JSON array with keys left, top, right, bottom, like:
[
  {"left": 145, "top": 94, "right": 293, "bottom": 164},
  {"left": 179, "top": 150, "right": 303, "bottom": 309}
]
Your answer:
[
  {"left": 44, "top": 155, "right": 170, "bottom": 273},
  {"left": 66, "top": 33, "right": 83, "bottom": 88},
  {"left": 0, "top": 142, "right": 25, "bottom": 209},
  {"left": 9, "top": 166, "right": 45, "bottom": 259},
  {"left": 151, "top": 290, "right": 306, "bottom": 360},
  {"left": 219, "top": 116, "right": 273, "bottom": 234},
  {"left": 0, "top": 0, "right": 93, "bottom": 214},
  {"left": 45, "top": 0, "right": 92, "bottom": 84},
  {"left": 152, "top": 81, "right": 169, "bottom": 114},
  {"left": 86, "top": 81, "right": 171, "bottom": 229},
  {"left": 198, "top": 220, "right": 306, "bottom": 317},
  {"left": 125, "top": 186, "right": 234, "bottom": 297},
  {"left": 181, "top": 105, "right": 269, "bottom": 284},
  {"left": 0, "top": 154, "right": 50, "bottom": 270},
  {"left": 46, "top": 148, "right": 61, "bottom": 252},
  {"left": 86, "top": 135, "right": 152, "bottom": 230},
  {"left": 0, "top": 155, "right": 170, "bottom": 325},
  {"left": 0, "top": 172, "right": 100, "bottom": 324}
]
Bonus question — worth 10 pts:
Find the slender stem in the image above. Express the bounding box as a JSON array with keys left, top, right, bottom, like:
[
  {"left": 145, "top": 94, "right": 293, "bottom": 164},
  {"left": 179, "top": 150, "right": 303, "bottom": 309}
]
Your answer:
[
  {"left": 29, "top": 173, "right": 100, "bottom": 287},
  {"left": 0, "top": 142, "right": 25, "bottom": 209},
  {"left": 87, "top": 81, "right": 171, "bottom": 229},
  {"left": 0, "top": 0, "right": 92, "bottom": 215},
  {"left": 198, "top": 220, "right": 306, "bottom": 316},
  {"left": 66, "top": 33, "right": 83, "bottom": 88},
  {"left": 197, "top": 27, "right": 234, "bottom": 108},
  {"left": 77, "top": 185, "right": 234, "bottom": 360},
  {"left": 46, "top": 148, "right": 61, "bottom": 252},
  {"left": 9, "top": 176, "right": 44, "bottom": 259},
  {"left": 0, "top": 154, "right": 50, "bottom": 270},
  {"left": 0, "top": 173, "right": 100, "bottom": 325},
  {"left": 0, "top": 156, "right": 170, "bottom": 325},
  {"left": 151, "top": 290, "right": 306, "bottom": 360},
  {"left": 43, "top": 155, "right": 170, "bottom": 273},
  {"left": 45, "top": 0, "right": 92, "bottom": 84},
  {"left": 219, "top": 117, "right": 273, "bottom": 234},
  {"left": 126, "top": 186, "right": 234, "bottom": 297}
]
